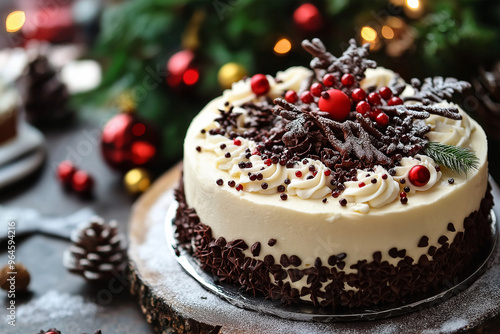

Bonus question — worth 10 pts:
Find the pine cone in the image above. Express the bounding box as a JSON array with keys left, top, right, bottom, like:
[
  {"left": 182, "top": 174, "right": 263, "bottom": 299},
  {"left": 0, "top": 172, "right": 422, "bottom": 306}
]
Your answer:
[
  {"left": 22, "top": 52, "right": 71, "bottom": 125},
  {"left": 63, "top": 217, "right": 127, "bottom": 282},
  {"left": 471, "top": 61, "right": 500, "bottom": 139}
]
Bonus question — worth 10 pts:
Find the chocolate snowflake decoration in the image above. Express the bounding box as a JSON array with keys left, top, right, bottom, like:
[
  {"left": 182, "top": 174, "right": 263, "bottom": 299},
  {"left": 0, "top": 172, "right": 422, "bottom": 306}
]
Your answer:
[
  {"left": 210, "top": 106, "right": 242, "bottom": 137},
  {"left": 407, "top": 76, "right": 471, "bottom": 105},
  {"left": 302, "top": 38, "right": 376, "bottom": 94}
]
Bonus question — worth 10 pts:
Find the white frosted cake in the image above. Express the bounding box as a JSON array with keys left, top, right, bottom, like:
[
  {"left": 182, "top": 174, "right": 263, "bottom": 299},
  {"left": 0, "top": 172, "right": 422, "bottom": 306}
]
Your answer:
[{"left": 172, "top": 39, "right": 493, "bottom": 308}]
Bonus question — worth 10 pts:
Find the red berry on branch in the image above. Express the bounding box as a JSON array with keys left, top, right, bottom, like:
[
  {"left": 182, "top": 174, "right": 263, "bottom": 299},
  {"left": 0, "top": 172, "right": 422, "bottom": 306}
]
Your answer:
[
  {"left": 57, "top": 160, "right": 77, "bottom": 185},
  {"left": 300, "top": 91, "right": 314, "bottom": 104},
  {"left": 388, "top": 96, "right": 404, "bottom": 106},
  {"left": 408, "top": 165, "right": 431, "bottom": 187},
  {"left": 341, "top": 73, "right": 355, "bottom": 87},
  {"left": 318, "top": 89, "right": 351, "bottom": 121},
  {"left": 285, "top": 90, "right": 298, "bottom": 103},
  {"left": 375, "top": 112, "right": 389, "bottom": 126},
  {"left": 250, "top": 74, "right": 270, "bottom": 95},
  {"left": 310, "top": 83, "right": 323, "bottom": 97},
  {"left": 322, "top": 73, "right": 336, "bottom": 87},
  {"left": 351, "top": 88, "right": 367, "bottom": 103},
  {"left": 356, "top": 101, "right": 371, "bottom": 115},
  {"left": 72, "top": 171, "right": 94, "bottom": 194},
  {"left": 379, "top": 86, "right": 393, "bottom": 100},
  {"left": 367, "top": 92, "right": 382, "bottom": 106}
]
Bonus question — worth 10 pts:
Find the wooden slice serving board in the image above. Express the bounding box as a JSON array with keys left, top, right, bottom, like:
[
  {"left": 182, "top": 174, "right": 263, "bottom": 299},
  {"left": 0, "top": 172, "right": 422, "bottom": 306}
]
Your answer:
[{"left": 128, "top": 164, "right": 500, "bottom": 334}]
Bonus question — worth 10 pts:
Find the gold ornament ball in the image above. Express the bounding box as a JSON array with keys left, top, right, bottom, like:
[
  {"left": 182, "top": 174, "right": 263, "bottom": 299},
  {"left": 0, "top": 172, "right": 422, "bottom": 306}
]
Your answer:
[
  {"left": 0, "top": 263, "right": 30, "bottom": 292},
  {"left": 218, "top": 63, "right": 247, "bottom": 90},
  {"left": 124, "top": 168, "right": 151, "bottom": 194}
]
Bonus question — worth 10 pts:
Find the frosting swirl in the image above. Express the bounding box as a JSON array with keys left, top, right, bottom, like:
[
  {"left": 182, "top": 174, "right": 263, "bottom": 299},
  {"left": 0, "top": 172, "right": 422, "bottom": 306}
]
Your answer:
[
  {"left": 425, "top": 102, "right": 474, "bottom": 148},
  {"left": 342, "top": 166, "right": 399, "bottom": 212},
  {"left": 394, "top": 155, "right": 442, "bottom": 193},
  {"left": 286, "top": 160, "right": 333, "bottom": 199}
]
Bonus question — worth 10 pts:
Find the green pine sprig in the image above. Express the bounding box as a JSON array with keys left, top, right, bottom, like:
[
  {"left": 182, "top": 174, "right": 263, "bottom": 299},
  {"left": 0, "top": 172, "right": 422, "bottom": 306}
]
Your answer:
[{"left": 424, "top": 142, "right": 479, "bottom": 175}]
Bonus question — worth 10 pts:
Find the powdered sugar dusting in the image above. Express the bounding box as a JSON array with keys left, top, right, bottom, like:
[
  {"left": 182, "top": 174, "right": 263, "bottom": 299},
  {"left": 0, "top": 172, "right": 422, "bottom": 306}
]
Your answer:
[
  {"left": 15, "top": 290, "right": 99, "bottom": 324},
  {"left": 131, "top": 189, "right": 500, "bottom": 333}
]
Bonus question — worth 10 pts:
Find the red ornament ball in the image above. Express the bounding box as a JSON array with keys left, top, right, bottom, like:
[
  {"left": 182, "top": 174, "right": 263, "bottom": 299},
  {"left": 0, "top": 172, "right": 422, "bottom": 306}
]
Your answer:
[
  {"left": 166, "top": 50, "right": 199, "bottom": 88},
  {"left": 356, "top": 101, "right": 371, "bottom": 115},
  {"left": 293, "top": 3, "right": 323, "bottom": 32},
  {"left": 101, "top": 113, "right": 161, "bottom": 171},
  {"left": 71, "top": 170, "right": 94, "bottom": 194},
  {"left": 375, "top": 112, "right": 389, "bottom": 126},
  {"left": 351, "top": 88, "right": 367, "bottom": 103},
  {"left": 379, "top": 86, "right": 393, "bottom": 100},
  {"left": 341, "top": 74, "right": 355, "bottom": 87},
  {"left": 367, "top": 92, "right": 382, "bottom": 106},
  {"left": 310, "top": 83, "right": 323, "bottom": 97},
  {"left": 57, "top": 160, "right": 77, "bottom": 185},
  {"left": 408, "top": 165, "right": 431, "bottom": 187},
  {"left": 300, "top": 91, "right": 314, "bottom": 104},
  {"left": 388, "top": 96, "right": 404, "bottom": 106},
  {"left": 250, "top": 74, "right": 270, "bottom": 96},
  {"left": 322, "top": 74, "right": 336, "bottom": 87},
  {"left": 285, "top": 90, "right": 298, "bottom": 103},
  {"left": 318, "top": 89, "right": 351, "bottom": 121}
]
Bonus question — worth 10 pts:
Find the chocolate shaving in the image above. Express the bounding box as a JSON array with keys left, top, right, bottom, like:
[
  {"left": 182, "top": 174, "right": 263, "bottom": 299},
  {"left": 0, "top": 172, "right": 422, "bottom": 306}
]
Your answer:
[
  {"left": 301, "top": 38, "right": 376, "bottom": 94},
  {"left": 408, "top": 76, "right": 471, "bottom": 105}
]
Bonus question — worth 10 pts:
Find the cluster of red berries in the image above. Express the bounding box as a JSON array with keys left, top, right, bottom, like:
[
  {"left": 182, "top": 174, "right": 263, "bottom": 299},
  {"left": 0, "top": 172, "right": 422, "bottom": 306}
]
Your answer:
[
  {"left": 56, "top": 161, "right": 94, "bottom": 196},
  {"left": 352, "top": 86, "right": 403, "bottom": 126}
]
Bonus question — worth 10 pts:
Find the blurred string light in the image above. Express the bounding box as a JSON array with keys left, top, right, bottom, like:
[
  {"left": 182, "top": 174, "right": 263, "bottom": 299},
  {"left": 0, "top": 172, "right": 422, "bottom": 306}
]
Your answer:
[
  {"left": 183, "top": 68, "right": 199, "bottom": 85},
  {"left": 406, "top": 0, "right": 420, "bottom": 9},
  {"left": 274, "top": 38, "right": 292, "bottom": 55},
  {"left": 381, "top": 26, "right": 394, "bottom": 39},
  {"left": 360, "top": 26, "right": 381, "bottom": 51},
  {"left": 405, "top": 0, "right": 424, "bottom": 18},
  {"left": 6, "top": 11, "right": 25, "bottom": 33}
]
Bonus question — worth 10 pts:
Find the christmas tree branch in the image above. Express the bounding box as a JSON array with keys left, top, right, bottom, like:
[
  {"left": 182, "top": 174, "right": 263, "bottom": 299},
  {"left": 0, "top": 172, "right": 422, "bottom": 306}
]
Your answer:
[{"left": 424, "top": 142, "right": 479, "bottom": 175}]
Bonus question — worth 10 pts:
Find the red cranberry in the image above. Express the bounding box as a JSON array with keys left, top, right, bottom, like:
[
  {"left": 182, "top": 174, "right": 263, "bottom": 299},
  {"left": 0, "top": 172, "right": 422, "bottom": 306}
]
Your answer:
[
  {"left": 379, "top": 86, "right": 393, "bottom": 100},
  {"left": 368, "top": 108, "right": 381, "bottom": 121},
  {"left": 300, "top": 91, "right": 314, "bottom": 104},
  {"left": 250, "top": 74, "right": 270, "bottom": 95},
  {"left": 400, "top": 191, "right": 407, "bottom": 198},
  {"left": 324, "top": 169, "right": 331, "bottom": 176},
  {"left": 285, "top": 90, "right": 298, "bottom": 103},
  {"left": 341, "top": 73, "right": 355, "bottom": 87},
  {"left": 71, "top": 171, "right": 94, "bottom": 194},
  {"left": 236, "top": 184, "right": 243, "bottom": 191},
  {"left": 367, "top": 92, "right": 382, "bottom": 105},
  {"left": 322, "top": 73, "right": 336, "bottom": 87},
  {"left": 264, "top": 158, "right": 272, "bottom": 166},
  {"left": 387, "top": 96, "right": 403, "bottom": 106},
  {"left": 375, "top": 112, "right": 389, "bottom": 126},
  {"left": 310, "top": 83, "right": 323, "bottom": 97},
  {"left": 351, "top": 88, "right": 367, "bottom": 103},
  {"left": 233, "top": 139, "right": 241, "bottom": 146},
  {"left": 57, "top": 160, "right": 77, "bottom": 185},
  {"left": 356, "top": 101, "right": 371, "bottom": 115},
  {"left": 358, "top": 182, "right": 365, "bottom": 188},
  {"left": 295, "top": 171, "right": 302, "bottom": 177}
]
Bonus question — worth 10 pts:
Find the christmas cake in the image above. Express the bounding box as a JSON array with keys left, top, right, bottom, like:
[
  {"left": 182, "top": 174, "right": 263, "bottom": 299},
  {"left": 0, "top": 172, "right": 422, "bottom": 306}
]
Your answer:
[
  {"left": 172, "top": 38, "right": 493, "bottom": 309},
  {"left": 0, "top": 80, "right": 19, "bottom": 145}
]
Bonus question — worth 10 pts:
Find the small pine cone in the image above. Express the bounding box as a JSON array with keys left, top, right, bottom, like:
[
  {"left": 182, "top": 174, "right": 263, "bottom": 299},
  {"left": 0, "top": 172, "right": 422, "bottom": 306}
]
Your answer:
[{"left": 63, "top": 217, "right": 127, "bottom": 282}]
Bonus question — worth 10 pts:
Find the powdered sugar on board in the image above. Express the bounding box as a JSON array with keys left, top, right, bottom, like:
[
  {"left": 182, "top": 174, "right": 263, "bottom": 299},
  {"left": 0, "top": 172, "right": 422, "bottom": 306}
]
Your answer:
[{"left": 132, "top": 188, "right": 500, "bottom": 334}]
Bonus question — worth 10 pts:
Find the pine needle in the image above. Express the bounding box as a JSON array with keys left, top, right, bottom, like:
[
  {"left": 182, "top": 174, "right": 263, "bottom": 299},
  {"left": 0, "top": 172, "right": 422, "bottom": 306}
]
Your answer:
[{"left": 424, "top": 142, "right": 479, "bottom": 175}]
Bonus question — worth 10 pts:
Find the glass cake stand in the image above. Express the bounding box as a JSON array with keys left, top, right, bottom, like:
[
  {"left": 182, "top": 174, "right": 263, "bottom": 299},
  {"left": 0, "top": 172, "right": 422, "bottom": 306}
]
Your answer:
[{"left": 164, "top": 202, "right": 498, "bottom": 322}]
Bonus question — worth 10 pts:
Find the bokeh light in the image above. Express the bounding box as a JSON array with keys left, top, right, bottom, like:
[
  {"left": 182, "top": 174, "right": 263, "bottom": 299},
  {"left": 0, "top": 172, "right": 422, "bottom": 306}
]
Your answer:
[
  {"left": 361, "top": 26, "right": 377, "bottom": 42},
  {"left": 274, "top": 38, "right": 292, "bottom": 55},
  {"left": 6, "top": 11, "right": 25, "bottom": 33}
]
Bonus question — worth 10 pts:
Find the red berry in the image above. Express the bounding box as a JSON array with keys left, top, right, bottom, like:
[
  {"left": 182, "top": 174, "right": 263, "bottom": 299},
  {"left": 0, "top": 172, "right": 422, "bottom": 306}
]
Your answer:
[
  {"left": 368, "top": 108, "right": 381, "bottom": 121},
  {"left": 322, "top": 73, "right": 336, "bottom": 87},
  {"left": 324, "top": 169, "right": 331, "bottom": 176},
  {"left": 318, "top": 89, "right": 351, "bottom": 121},
  {"left": 408, "top": 165, "right": 431, "bottom": 187},
  {"left": 310, "top": 83, "right": 323, "bottom": 97},
  {"left": 250, "top": 74, "right": 270, "bottom": 95},
  {"left": 367, "top": 92, "right": 382, "bottom": 105},
  {"left": 71, "top": 171, "right": 94, "bottom": 194},
  {"left": 375, "top": 112, "right": 389, "bottom": 126},
  {"left": 358, "top": 182, "right": 365, "bottom": 188},
  {"left": 379, "top": 86, "right": 393, "bottom": 100},
  {"left": 295, "top": 171, "right": 302, "bottom": 177},
  {"left": 400, "top": 191, "right": 407, "bottom": 198},
  {"left": 264, "top": 158, "right": 272, "bottom": 166},
  {"left": 300, "top": 91, "right": 314, "bottom": 104},
  {"left": 236, "top": 184, "right": 243, "bottom": 191},
  {"left": 341, "top": 73, "right": 355, "bottom": 87},
  {"left": 285, "top": 90, "right": 298, "bottom": 103},
  {"left": 233, "top": 139, "right": 241, "bottom": 146},
  {"left": 388, "top": 96, "right": 404, "bottom": 106},
  {"left": 351, "top": 88, "right": 367, "bottom": 103},
  {"left": 356, "top": 101, "right": 371, "bottom": 115},
  {"left": 57, "top": 160, "right": 77, "bottom": 185}
]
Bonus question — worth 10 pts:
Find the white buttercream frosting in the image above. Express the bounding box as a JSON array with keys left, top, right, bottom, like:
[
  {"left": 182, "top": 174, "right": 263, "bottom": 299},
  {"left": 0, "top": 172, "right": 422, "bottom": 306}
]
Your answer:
[
  {"left": 425, "top": 102, "right": 474, "bottom": 148},
  {"left": 343, "top": 166, "right": 400, "bottom": 211}
]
